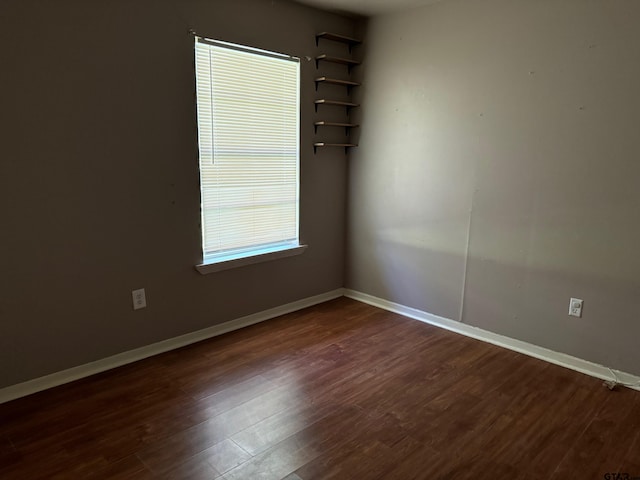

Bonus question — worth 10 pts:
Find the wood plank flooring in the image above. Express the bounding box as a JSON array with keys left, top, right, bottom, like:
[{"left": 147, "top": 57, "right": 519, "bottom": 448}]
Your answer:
[{"left": 1, "top": 297, "right": 639, "bottom": 479}]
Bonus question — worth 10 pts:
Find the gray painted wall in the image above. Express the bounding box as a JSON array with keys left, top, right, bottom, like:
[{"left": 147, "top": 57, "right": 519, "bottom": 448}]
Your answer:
[
  {"left": 0, "top": 0, "right": 355, "bottom": 388},
  {"left": 348, "top": 0, "right": 640, "bottom": 375}
]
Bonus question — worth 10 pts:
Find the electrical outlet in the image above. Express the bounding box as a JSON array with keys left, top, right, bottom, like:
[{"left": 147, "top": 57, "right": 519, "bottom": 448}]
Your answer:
[
  {"left": 568, "top": 298, "right": 583, "bottom": 318},
  {"left": 132, "top": 288, "right": 147, "bottom": 310}
]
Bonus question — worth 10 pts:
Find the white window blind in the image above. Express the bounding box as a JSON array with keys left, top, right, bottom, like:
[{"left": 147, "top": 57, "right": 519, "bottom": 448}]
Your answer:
[{"left": 194, "top": 38, "right": 300, "bottom": 264}]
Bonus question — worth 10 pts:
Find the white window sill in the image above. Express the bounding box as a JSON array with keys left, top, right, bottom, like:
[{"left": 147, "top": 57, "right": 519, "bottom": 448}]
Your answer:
[{"left": 195, "top": 244, "right": 308, "bottom": 275}]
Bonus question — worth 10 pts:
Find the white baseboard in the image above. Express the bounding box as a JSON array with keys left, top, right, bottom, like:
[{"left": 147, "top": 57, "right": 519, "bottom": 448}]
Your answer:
[
  {"left": 344, "top": 289, "right": 640, "bottom": 391},
  {"left": 4, "top": 287, "right": 637, "bottom": 404},
  {"left": 0, "top": 289, "right": 345, "bottom": 405}
]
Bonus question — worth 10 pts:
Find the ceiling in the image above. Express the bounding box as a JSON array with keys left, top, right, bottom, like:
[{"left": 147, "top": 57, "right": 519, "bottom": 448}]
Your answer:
[{"left": 296, "top": 0, "right": 442, "bottom": 17}]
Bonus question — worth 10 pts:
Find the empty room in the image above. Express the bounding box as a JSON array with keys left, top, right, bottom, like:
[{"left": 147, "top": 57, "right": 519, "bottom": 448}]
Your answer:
[{"left": 1, "top": 0, "right": 639, "bottom": 478}]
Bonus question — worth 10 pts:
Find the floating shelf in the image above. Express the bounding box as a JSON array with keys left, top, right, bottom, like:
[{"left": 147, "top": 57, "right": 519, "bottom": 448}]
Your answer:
[
  {"left": 314, "top": 142, "right": 358, "bottom": 154},
  {"left": 315, "top": 54, "right": 361, "bottom": 71},
  {"left": 314, "top": 121, "right": 359, "bottom": 134},
  {"left": 314, "top": 31, "right": 362, "bottom": 156},
  {"left": 314, "top": 99, "right": 359, "bottom": 113},
  {"left": 316, "top": 32, "right": 362, "bottom": 51},
  {"left": 315, "top": 76, "right": 361, "bottom": 92}
]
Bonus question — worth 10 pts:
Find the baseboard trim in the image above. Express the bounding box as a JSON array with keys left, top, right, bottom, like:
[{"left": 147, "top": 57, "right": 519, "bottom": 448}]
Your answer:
[
  {"left": 0, "top": 288, "right": 345, "bottom": 404},
  {"left": 344, "top": 289, "right": 640, "bottom": 391},
  {"left": 4, "top": 287, "right": 637, "bottom": 404}
]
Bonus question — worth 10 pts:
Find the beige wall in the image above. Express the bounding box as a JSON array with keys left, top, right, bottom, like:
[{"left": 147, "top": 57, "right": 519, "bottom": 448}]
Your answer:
[
  {"left": 4, "top": 0, "right": 639, "bottom": 391},
  {"left": 348, "top": 0, "right": 640, "bottom": 375},
  {"left": 0, "top": 0, "right": 356, "bottom": 388}
]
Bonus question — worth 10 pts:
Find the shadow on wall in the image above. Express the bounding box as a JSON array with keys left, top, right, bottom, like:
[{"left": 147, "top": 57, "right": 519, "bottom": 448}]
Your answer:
[{"left": 351, "top": 218, "right": 640, "bottom": 376}]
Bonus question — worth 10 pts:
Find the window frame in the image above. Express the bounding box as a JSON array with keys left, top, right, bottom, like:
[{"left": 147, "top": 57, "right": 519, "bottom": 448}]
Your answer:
[{"left": 193, "top": 37, "right": 306, "bottom": 274}]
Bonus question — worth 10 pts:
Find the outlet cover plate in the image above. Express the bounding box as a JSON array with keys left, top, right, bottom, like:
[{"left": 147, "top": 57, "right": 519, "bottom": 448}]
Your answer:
[
  {"left": 132, "top": 288, "right": 147, "bottom": 310},
  {"left": 569, "top": 298, "right": 583, "bottom": 318}
]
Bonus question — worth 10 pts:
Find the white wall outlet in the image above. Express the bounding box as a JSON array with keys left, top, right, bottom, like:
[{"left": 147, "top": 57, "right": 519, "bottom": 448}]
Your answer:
[
  {"left": 568, "top": 298, "right": 583, "bottom": 318},
  {"left": 132, "top": 288, "right": 147, "bottom": 310}
]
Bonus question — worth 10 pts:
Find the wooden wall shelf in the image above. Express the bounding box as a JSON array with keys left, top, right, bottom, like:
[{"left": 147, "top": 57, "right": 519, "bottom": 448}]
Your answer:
[
  {"left": 314, "top": 121, "right": 359, "bottom": 134},
  {"left": 315, "top": 54, "right": 360, "bottom": 71},
  {"left": 316, "top": 32, "right": 362, "bottom": 50},
  {"left": 315, "top": 76, "right": 361, "bottom": 92},
  {"left": 314, "top": 142, "right": 358, "bottom": 154},
  {"left": 314, "top": 99, "right": 359, "bottom": 113},
  {"left": 314, "top": 31, "right": 362, "bottom": 155}
]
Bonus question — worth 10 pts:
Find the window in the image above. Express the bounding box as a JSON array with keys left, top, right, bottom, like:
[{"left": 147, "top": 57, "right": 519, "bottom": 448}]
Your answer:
[{"left": 194, "top": 37, "right": 305, "bottom": 273}]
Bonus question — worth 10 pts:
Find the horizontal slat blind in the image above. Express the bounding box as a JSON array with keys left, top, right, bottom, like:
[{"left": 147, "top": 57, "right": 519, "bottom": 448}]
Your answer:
[{"left": 195, "top": 38, "right": 300, "bottom": 261}]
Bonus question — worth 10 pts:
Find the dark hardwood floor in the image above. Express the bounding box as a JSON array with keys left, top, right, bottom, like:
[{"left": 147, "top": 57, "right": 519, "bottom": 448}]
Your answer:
[{"left": 1, "top": 297, "right": 639, "bottom": 479}]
